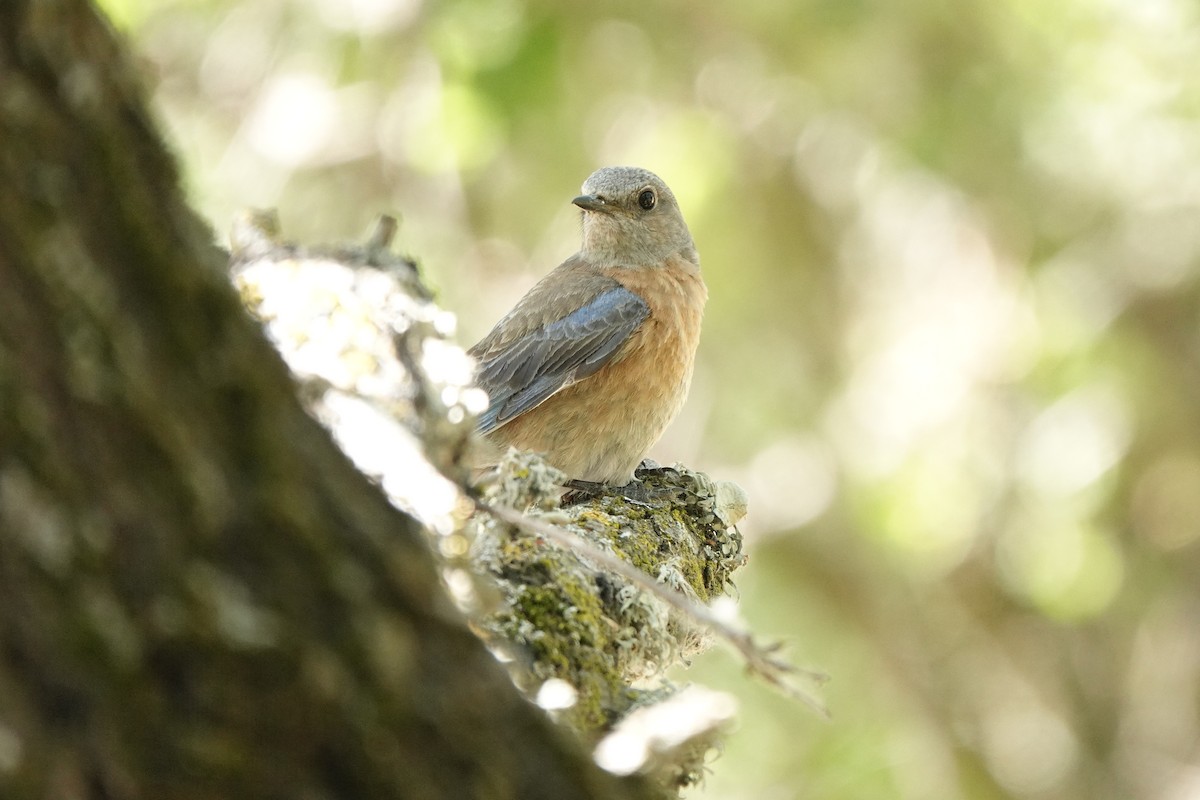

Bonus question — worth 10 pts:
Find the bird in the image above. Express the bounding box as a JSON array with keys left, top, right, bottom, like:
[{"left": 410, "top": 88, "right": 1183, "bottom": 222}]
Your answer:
[{"left": 469, "top": 166, "right": 706, "bottom": 491}]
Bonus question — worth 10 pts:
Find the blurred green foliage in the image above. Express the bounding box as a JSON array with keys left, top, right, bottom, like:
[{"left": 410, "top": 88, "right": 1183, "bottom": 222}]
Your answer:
[{"left": 107, "top": 0, "right": 1200, "bottom": 796}]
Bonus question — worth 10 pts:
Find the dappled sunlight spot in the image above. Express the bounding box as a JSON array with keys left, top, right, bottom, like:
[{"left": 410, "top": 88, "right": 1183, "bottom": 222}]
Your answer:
[
  {"left": 695, "top": 46, "right": 779, "bottom": 136},
  {"left": 187, "top": 564, "right": 282, "bottom": 649},
  {"left": 375, "top": 56, "right": 506, "bottom": 176},
  {"left": 996, "top": 515, "right": 1124, "bottom": 620},
  {"left": 0, "top": 469, "right": 73, "bottom": 576},
  {"left": 306, "top": 0, "right": 422, "bottom": 33},
  {"left": 1100, "top": 0, "right": 1193, "bottom": 30},
  {"left": 593, "top": 685, "right": 736, "bottom": 776},
  {"left": 1130, "top": 451, "right": 1200, "bottom": 551},
  {"left": 535, "top": 678, "right": 578, "bottom": 711},
  {"left": 582, "top": 20, "right": 657, "bottom": 92},
  {"left": 830, "top": 159, "right": 1031, "bottom": 479},
  {"left": 242, "top": 259, "right": 406, "bottom": 394},
  {"left": 982, "top": 703, "right": 1078, "bottom": 796},
  {"left": 461, "top": 235, "right": 529, "bottom": 279},
  {"left": 593, "top": 104, "right": 735, "bottom": 215},
  {"left": 375, "top": 54, "right": 440, "bottom": 168},
  {"left": 246, "top": 73, "right": 339, "bottom": 166},
  {"left": 1159, "top": 768, "right": 1200, "bottom": 800},
  {"left": 428, "top": 0, "right": 525, "bottom": 73},
  {"left": 323, "top": 83, "right": 389, "bottom": 163},
  {"left": 1120, "top": 597, "right": 1200, "bottom": 791},
  {"left": 0, "top": 722, "right": 20, "bottom": 774},
  {"left": 1015, "top": 383, "right": 1131, "bottom": 496},
  {"left": 836, "top": 330, "right": 974, "bottom": 476},
  {"left": 1022, "top": 35, "right": 1200, "bottom": 208},
  {"left": 457, "top": 238, "right": 530, "bottom": 315},
  {"left": 736, "top": 73, "right": 819, "bottom": 161},
  {"left": 583, "top": 93, "right": 656, "bottom": 159},
  {"left": 421, "top": 337, "right": 475, "bottom": 387},
  {"left": 397, "top": 81, "right": 505, "bottom": 173},
  {"left": 867, "top": 453, "right": 986, "bottom": 576},
  {"left": 237, "top": 73, "right": 381, "bottom": 170},
  {"left": 947, "top": 643, "right": 1085, "bottom": 794},
  {"left": 440, "top": 564, "right": 478, "bottom": 610},
  {"left": 1034, "top": 245, "right": 1129, "bottom": 350},
  {"left": 197, "top": 4, "right": 275, "bottom": 100},
  {"left": 849, "top": 176, "right": 1019, "bottom": 365},
  {"left": 209, "top": 143, "right": 289, "bottom": 214},
  {"left": 736, "top": 435, "right": 837, "bottom": 537},
  {"left": 1116, "top": 206, "right": 1200, "bottom": 291},
  {"left": 883, "top": 723, "right": 960, "bottom": 800},
  {"left": 320, "top": 391, "right": 462, "bottom": 534},
  {"left": 793, "top": 113, "right": 879, "bottom": 211}
]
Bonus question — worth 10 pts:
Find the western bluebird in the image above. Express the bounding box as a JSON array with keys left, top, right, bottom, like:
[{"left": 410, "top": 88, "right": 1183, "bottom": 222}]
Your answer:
[{"left": 469, "top": 166, "right": 706, "bottom": 487}]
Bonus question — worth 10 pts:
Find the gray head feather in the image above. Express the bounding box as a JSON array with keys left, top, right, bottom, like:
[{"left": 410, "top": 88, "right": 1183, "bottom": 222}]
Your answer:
[{"left": 574, "top": 166, "right": 697, "bottom": 268}]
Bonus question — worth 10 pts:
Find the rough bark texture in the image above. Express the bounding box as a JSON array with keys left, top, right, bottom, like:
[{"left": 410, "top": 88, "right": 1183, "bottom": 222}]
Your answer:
[{"left": 0, "top": 3, "right": 660, "bottom": 798}]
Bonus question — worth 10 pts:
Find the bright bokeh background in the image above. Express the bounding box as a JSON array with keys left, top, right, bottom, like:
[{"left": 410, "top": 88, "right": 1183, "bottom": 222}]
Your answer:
[{"left": 105, "top": 0, "right": 1200, "bottom": 796}]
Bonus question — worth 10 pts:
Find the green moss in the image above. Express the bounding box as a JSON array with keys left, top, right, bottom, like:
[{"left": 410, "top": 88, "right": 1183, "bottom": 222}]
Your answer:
[
  {"left": 468, "top": 452, "right": 748, "bottom": 754},
  {"left": 494, "top": 559, "right": 627, "bottom": 731}
]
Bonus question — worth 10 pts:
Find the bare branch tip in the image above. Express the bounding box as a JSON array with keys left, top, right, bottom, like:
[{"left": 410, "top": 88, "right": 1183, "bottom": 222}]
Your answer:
[
  {"left": 367, "top": 215, "right": 398, "bottom": 251},
  {"left": 229, "top": 208, "right": 281, "bottom": 255}
]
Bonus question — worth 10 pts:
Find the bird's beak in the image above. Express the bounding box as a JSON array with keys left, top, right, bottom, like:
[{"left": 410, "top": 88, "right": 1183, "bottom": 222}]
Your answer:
[{"left": 572, "top": 194, "right": 607, "bottom": 212}]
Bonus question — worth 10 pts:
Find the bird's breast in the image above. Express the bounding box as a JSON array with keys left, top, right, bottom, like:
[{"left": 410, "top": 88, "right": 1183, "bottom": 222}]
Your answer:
[
  {"left": 485, "top": 254, "right": 706, "bottom": 484},
  {"left": 602, "top": 255, "right": 707, "bottom": 384}
]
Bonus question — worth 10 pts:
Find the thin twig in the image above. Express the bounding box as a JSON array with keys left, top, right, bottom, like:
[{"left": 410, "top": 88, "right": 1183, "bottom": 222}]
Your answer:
[{"left": 476, "top": 499, "right": 831, "bottom": 719}]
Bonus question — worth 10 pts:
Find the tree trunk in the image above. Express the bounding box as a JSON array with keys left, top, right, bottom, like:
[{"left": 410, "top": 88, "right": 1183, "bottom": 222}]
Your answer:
[{"left": 0, "top": 3, "right": 658, "bottom": 798}]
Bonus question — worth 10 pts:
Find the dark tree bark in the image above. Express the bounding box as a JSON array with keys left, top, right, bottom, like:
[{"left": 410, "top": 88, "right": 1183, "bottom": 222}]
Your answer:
[{"left": 0, "top": 2, "right": 659, "bottom": 798}]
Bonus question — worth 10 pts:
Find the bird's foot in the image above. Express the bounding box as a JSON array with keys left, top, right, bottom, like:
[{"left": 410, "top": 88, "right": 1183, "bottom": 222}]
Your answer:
[
  {"left": 562, "top": 478, "right": 659, "bottom": 507},
  {"left": 633, "top": 458, "right": 679, "bottom": 480}
]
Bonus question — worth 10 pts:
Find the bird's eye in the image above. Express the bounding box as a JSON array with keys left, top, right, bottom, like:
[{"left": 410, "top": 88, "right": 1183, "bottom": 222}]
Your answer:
[{"left": 638, "top": 189, "right": 657, "bottom": 210}]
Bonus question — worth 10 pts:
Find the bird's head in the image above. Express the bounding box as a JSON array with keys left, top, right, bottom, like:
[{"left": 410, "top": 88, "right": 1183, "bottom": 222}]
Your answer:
[{"left": 573, "top": 166, "right": 696, "bottom": 268}]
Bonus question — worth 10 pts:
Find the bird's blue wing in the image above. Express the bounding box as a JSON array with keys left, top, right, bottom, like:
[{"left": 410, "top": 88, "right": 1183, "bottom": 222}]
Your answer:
[{"left": 473, "top": 286, "right": 650, "bottom": 434}]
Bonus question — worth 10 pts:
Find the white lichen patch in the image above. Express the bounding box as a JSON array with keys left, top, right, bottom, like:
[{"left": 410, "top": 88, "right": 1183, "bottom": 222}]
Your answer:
[{"left": 229, "top": 212, "right": 475, "bottom": 535}]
